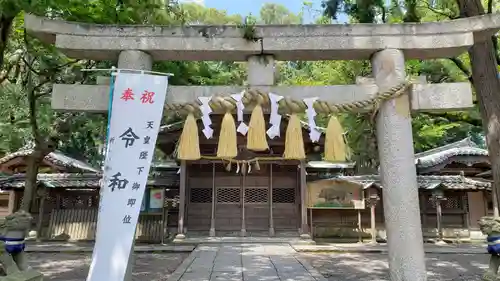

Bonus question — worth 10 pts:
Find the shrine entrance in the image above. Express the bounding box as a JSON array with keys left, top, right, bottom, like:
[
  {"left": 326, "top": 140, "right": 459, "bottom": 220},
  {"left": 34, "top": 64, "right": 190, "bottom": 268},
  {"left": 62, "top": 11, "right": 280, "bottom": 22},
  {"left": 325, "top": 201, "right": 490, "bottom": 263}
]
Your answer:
[{"left": 186, "top": 162, "right": 299, "bottom": 236}]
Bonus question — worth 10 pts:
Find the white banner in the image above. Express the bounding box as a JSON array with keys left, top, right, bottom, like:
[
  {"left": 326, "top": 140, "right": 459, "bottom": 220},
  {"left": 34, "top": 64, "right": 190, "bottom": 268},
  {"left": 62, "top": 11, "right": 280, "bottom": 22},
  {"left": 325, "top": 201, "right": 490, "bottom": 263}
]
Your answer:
[{"left": 87, "top": 72, "right": 169, "bottom": 281}]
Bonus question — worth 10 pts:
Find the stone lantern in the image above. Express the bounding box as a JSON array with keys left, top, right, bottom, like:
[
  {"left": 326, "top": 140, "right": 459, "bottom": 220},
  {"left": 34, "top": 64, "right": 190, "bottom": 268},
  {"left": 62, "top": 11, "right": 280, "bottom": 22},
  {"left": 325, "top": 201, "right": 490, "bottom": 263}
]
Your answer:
[
  {"left": 431, "top": 186, "right": 447, "bottom": 244},
  {"left": 366, "top": 187, "right": 380, "bottom": 245}
]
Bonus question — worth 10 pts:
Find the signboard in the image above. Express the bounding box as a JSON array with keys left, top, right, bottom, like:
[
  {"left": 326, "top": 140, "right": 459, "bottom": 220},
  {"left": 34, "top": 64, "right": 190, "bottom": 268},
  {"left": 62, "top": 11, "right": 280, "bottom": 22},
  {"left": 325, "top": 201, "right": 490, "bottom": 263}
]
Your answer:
[
  {"left": 149, "top": 189, "right": 164, "bottom": 210},
  {"left": 87, "top": 72, "right": 169, "bottom": 281},
  {"left": 307, "top": 179, "right": 365, "bottom": 209}
]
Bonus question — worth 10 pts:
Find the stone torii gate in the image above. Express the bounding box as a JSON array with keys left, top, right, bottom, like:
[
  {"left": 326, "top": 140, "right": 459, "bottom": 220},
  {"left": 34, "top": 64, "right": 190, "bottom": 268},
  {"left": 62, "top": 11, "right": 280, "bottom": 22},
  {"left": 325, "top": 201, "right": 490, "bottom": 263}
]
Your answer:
[{"left": 24, "top": 13, "right": 500, "bottom": 281}]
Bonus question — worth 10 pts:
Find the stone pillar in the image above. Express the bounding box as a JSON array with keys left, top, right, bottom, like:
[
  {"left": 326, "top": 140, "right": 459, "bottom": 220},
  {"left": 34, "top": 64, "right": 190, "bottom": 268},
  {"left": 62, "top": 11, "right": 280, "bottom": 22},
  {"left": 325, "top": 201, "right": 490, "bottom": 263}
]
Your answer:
[
  {"left": 368, "top": 196, "right": 380, "bottom": 245},
  {"left": 371, "top": 49, "right": 427, "bottom": 281},
  {"left": 247, "top": 55, "right": 275, "bottom": 86},
  {"left": 118, "top": 50, "right": 153, "bottom": 281},
  {"left": 299, "top": 161, "right": 310, "bottom": 239}
]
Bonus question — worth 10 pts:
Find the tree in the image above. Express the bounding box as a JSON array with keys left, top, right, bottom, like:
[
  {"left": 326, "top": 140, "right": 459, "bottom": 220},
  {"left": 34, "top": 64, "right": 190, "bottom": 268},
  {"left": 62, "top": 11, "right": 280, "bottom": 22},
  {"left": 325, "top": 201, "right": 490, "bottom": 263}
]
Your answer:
[
  {"left": 317, "top": 0, "right": 485, "bottom": 172},
  {"left": 259, "top": 3, "right": 303, "bottom": 24},
  {"left": 397, "top": 0, "right": 500, "bottom": 215},
  {"left": 453, "top": 0, "right": 500, "bottom": 216}
]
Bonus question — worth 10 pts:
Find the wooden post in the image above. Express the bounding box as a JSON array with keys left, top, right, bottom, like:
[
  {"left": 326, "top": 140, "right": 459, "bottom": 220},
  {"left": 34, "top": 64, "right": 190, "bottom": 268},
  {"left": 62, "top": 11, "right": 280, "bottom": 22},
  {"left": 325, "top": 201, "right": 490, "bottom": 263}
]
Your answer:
[
  {"left": 241, "top": 170, "right": 246, "bottom": 237},
  {"left": 370, "top": 202, "right": 377, "bottom": 244},
  {"left": 357, "top": 209, "right": 363, "bottom": 243},
  {"left": 299, "top": 161, "right": 310, "bottom": 239},
  {"left": 7, "top": 191, "right": 16, "bottom": 214},
  {"left": 161, "top": 188, "right": 167, "bottom": 245},
  {"left": 436, "top": 199, "right": 443, "bottom": 241},
  {"left": 463, "top": 194, "right": 470, "bottom": 233},
  {"left": 269, "top": 164, "right": 274, "bottom": 237},
  {"left": 309, "top": 208, "right": 313, "bottom": 238},
  {"left": 421, "top": 194, "right": 428, "bottom": 231},
  {"left": 175, "top": 160, "right": 187, "bottom": 240},
  {"left": 210, "top": 163, "right": 216, "bottom": 237}
]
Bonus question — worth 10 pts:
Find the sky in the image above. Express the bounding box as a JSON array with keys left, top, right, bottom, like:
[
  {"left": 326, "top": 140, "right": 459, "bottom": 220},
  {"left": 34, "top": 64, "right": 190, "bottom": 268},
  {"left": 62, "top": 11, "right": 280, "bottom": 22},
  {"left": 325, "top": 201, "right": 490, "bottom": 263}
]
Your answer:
[{"left": 180, "top": 0, "right": 348, "bottom": 23}]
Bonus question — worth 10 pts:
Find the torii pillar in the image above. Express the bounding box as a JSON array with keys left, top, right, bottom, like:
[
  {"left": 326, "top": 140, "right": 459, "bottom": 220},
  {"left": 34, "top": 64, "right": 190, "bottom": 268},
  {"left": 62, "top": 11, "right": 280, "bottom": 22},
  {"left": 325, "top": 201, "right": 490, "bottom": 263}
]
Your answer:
[{"left": 372, "top": 49, "right": 426, "bottom": 280}]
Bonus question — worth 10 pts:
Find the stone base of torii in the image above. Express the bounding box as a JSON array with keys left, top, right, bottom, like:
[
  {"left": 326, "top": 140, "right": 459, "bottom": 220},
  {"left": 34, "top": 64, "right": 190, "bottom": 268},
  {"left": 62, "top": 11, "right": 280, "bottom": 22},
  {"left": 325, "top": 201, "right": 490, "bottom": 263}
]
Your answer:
[{"left": 23, "top": 13, "right": 500, "bottom": 281}]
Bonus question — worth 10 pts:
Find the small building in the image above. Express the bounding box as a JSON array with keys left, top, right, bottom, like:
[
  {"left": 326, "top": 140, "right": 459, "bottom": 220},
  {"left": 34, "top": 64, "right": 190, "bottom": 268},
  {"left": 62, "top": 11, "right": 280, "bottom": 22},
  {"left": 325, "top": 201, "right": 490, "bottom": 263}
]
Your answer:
[
  {"left": 306, "top": 137, "right": 492, "bottom": 241},
  {"left": 0, "top": 148, "right": 101, "bottom": 214},
  {"left": 0, "top": 149, "right": 179, "bottom": 242}
]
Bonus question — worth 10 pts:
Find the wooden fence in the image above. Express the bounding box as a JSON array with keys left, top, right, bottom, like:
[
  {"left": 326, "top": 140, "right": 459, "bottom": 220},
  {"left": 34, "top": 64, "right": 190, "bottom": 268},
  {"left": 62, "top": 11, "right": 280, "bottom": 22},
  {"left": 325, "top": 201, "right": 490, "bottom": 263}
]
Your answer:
[{"left": 47, "top": 209, "right": 164, "bottom": 243}]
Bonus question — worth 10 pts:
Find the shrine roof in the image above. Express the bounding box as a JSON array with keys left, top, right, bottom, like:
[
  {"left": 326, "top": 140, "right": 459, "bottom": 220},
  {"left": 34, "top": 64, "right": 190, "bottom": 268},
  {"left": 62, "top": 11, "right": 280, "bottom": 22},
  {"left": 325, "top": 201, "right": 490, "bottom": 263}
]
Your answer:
[
  {"left": 0, "top": 173, "right": 179, "bottom": 190},
  {"left": 331, "top": 175, "right": 491, "bottom": 191},
  {"left": 414, "top": 137, "right": 489, "bottom": 169},
  {"left": 0, "top": 149, "right": 100, "bottom": 173}
]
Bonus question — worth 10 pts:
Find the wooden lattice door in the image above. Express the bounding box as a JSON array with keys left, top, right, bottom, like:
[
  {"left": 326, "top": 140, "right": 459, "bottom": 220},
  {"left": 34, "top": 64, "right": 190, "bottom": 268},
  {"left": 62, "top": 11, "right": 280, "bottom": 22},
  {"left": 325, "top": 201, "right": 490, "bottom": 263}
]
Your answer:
[{"left": 212, "top": 163, "right": 240, "bottom": 231}]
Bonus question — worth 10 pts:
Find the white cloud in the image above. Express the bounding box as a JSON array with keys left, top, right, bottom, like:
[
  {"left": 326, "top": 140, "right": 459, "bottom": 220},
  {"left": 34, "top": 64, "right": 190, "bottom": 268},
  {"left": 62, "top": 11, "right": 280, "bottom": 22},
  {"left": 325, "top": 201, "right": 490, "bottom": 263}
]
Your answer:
[{"left": 179, "top": 0, "right": 205, "bottom": 6}]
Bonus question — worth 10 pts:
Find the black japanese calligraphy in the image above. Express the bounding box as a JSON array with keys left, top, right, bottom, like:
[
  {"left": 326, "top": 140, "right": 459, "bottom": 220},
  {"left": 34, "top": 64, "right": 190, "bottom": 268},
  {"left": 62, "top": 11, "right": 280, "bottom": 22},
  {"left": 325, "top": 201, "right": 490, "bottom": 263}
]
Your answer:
[
  {"left": 146, "top": 121, "right": 154, "bottom": 129},
  {"left": 127, "top": 198, "right": 137, "bottom": 207},
  {"left": 109, "top": 137, "right": 115, "bottom": 143},
  {"left": 119, "top": 127, "right": 139, "bottom": 148},
  {"left": 144, "top": 136, "right": 151, "bottom": 144},
  {"left": 137, "top": 167, "right": 144, "bottom": 175},
  {"left": 139, "top": 151, "right": 148, "bottom": 160},
  {"left": 132, "top": 182, "right": 140, "bottom": 190},
  {"left": 109, "top": 172, "right": 129, "bottom": 191},
  {"left": 123, "top": 215, "right": 132, "bottom": 224}
]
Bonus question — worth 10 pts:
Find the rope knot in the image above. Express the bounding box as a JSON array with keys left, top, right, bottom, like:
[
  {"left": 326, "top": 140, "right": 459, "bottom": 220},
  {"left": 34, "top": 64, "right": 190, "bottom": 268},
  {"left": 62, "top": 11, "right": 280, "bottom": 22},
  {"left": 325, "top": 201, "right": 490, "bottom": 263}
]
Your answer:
[
  {"left": 212, "top": 95, "right": 236, "bottom": 112},
  {"left": 281, "top": 97, "right": 306, "bottom": 114}
]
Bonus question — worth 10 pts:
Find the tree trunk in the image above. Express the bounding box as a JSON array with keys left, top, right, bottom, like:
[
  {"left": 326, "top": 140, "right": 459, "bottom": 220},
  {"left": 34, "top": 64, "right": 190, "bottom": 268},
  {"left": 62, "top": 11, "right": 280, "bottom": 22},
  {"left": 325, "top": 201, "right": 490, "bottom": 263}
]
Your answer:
[
  {"left": 0, "top": 15, "right": 16, "bottom": 70},
  {"left": 456, "top": 0, "right": 500, "bottom": 217},
  {"left": 20, "top": 149, "right": 45, "bottom": 212}
]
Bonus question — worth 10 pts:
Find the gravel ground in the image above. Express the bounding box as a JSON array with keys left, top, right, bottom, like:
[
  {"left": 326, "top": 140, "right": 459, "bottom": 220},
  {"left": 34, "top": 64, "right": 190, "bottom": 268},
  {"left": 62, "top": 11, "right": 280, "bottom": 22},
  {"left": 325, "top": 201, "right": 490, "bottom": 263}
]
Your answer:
[
  {"left": 300, "top": 252, "right": 490, "bottom": 281},
  {"left": 27, "top": 252, "right": 189, "bottom": 281},
  {"left": 26, "top": 252, "right": 491, "bottom": 281}
]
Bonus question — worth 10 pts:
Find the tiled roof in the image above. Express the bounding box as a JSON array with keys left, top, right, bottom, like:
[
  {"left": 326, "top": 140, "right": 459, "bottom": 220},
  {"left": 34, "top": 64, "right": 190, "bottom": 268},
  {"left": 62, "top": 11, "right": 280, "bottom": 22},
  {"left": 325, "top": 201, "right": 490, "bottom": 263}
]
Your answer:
[
  {"left": 306, "top": 161, "right": 355, "bottom": 169},
  {"left": 0, "top": 173, "right": 179, "bottom": 190},
  {"left": 0, "top": 149, "right": 100, "bottom": 173},
  {"left": 415, "top": 137, "right": 489, "bottom": 168},
  {"left": 332, "top": 175, "right": 491, "bottom": 191}
]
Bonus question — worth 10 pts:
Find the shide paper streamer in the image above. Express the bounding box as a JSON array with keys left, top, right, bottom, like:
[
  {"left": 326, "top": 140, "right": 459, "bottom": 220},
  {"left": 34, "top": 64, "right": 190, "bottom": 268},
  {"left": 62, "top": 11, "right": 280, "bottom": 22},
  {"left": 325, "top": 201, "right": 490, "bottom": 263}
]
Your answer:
[
  {"left": 303, "top": 97, "right": 321, "bottom": 142},
  {"left": 198, "top": 96, "right": 213, "bottom": 139},
  {"left": 267, "top": 93, "right": 283, "bottom": 139}
]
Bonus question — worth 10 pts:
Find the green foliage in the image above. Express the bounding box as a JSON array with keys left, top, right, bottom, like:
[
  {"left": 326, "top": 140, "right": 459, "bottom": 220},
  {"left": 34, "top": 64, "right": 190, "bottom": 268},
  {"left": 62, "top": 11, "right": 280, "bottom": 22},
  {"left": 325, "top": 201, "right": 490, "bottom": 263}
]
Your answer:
[
  {"left": 0, "top": 0, "right": 489, "bottom": 170},
  {"left": 237, "top": 14, "right": 258, "bottom": 42}
]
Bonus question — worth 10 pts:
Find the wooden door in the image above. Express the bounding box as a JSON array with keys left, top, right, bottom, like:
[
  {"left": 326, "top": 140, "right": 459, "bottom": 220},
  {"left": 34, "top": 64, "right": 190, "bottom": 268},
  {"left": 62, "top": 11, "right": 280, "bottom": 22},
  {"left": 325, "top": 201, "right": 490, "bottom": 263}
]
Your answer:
[
  {"left": 215, "top": 164, "right": 242, "bottom": 231},
  {"left": 244, "top": 165, "right": 270, "bottom": 231},
  {"left": 272, "top": 165, "right": 299, "bottom": 230}
]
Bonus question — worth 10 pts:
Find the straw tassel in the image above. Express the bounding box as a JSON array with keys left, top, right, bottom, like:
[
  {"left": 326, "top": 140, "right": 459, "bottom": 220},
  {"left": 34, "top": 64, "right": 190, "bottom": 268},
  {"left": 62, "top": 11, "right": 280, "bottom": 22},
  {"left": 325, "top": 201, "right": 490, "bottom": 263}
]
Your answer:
[
  {"left": 247, "top": 102, "right": 269, "bottom": 151},
  {"left": 177, "top": 113, "right": 201, "bottom": 160},
  {"left": 283, "top": 113, "right": 305, "bottom": 160},
  {"left": 217, "top": 112, "right": 238, "bottom": 158},
  {"left": 324, "top": 115, "right": 348, "bottom": 162}
]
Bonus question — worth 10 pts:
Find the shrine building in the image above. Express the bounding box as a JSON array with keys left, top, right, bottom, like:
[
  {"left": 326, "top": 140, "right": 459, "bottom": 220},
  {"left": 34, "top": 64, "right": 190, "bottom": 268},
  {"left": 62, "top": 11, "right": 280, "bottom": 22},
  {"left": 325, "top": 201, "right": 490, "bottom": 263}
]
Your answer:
[{"left": 158, "top": 115, "right": 323, "bottom": 239}]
